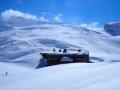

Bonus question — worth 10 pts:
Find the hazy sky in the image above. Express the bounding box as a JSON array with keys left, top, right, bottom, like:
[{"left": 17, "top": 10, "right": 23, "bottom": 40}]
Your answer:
[{"left": 0, "top": 0, "right": 120, "bottom": 25}]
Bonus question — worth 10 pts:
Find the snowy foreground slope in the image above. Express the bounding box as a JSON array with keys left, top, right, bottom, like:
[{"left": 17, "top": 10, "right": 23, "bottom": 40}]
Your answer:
[
  {"left": 0, "top": 23, "right": 120, "bottom": 68},
  {"left": 0, "top": 62, "right": 120, "bottom": 90}
]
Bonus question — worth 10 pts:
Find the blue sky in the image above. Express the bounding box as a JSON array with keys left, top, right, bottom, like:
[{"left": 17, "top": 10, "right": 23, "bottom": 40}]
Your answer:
[{"left": 0, "top": 0, "right": 120, "bottom": 26}]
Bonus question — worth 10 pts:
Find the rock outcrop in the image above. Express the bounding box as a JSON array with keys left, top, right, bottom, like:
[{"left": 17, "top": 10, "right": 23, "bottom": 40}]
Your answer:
[{"left": 104, "top": 22, "right": 120, "bottom": 36}]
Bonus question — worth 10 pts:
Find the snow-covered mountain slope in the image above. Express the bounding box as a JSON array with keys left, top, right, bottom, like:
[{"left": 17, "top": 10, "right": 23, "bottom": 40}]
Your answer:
[
  {"left": 0, "top": 62, "right": 120, "bottom": 90},
  {"left": 0, "top": 23, "right": 120, "bottom": 67}
]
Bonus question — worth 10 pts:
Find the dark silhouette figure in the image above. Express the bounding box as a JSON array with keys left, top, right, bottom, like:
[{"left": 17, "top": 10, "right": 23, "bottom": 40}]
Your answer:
[
  {"left": 53, "top": 49, "right": 56, "bottom": 51},
  {"left": 59, "top": 49, "right": 62, "bottom": 52},
  {"left": 63, "top": 49, "right": 67, "bottom": 53},
  {"left": 78, "top": 49, "right": 81, "bottom": 52},
  {"left": 5, "top": 72, "right": 8, "bottom": 76}
]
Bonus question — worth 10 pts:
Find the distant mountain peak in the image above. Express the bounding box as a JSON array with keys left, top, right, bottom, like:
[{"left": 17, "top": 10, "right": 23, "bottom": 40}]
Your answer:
[{"left": 104, "top": 22, "right": 120, "bottom": 36}]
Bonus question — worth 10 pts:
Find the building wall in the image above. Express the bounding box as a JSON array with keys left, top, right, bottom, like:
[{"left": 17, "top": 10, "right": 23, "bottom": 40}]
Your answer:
[{"left": 41, "top": 53, "right": 90, "bottom": 66}]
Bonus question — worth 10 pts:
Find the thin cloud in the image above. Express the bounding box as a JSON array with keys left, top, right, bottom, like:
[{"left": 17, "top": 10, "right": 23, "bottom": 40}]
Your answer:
[
  {"left": 54, "top": 13, "right": 63, "bottom": 23},
  {"left": 1, "top": 9, "right": 49, "bottom": 23},
  {"left": 39, "top": 16, "right": 49, "bottom": 22},
  {"left": 0, "top": 9, "right": 50, "bottom": 27},
  {"left": 80, "top": 22, "right": 103, "bottom": 30},
  {"left": 1, "top": 9, "right": 38, "bottom": 21}
]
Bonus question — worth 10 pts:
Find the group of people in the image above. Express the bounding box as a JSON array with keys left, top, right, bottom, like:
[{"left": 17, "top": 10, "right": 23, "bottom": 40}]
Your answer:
[
  {"left": 53, "top": 49, "right": 67, "bottom": 53},
  {"left": 53, "top": 48, "right": 82, "bottom": 53}
]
